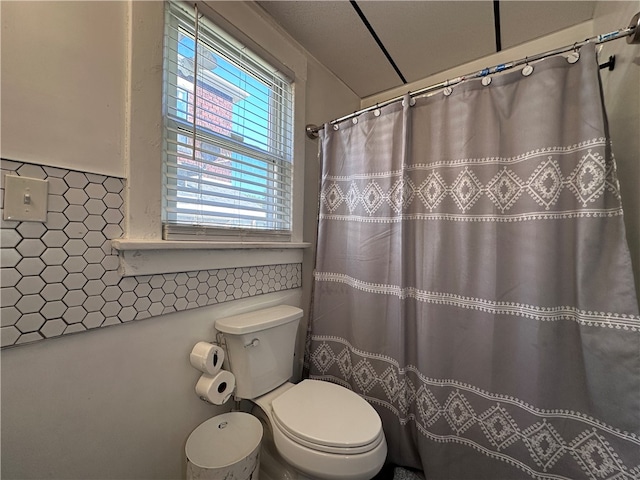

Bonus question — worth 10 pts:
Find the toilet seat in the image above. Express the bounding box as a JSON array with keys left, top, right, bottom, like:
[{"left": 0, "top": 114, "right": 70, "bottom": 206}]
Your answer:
[
  {"left": 271, "top": 380, "right": 383, "bottom": 455},
  {"left": 272, "top": 413, "right": 385, "bottom": 455}
]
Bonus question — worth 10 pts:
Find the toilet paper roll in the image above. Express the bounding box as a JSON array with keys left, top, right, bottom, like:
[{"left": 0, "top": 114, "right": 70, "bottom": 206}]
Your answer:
[
  {"left": 190, "top": 342, "right": 224, "bottom": 376},
  {"left": 195, "top": 371, "right": 236, "bottom": 405}
]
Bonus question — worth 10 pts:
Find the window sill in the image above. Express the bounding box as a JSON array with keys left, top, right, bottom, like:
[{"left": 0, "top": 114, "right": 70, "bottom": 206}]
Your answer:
[{"left": 111, "top": 239, "right": 311, "bottom": 277}]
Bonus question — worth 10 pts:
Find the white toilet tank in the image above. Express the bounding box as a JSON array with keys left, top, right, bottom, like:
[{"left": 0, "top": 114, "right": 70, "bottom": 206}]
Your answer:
[{"left": 215, "top": 305, "right": 303, "bottom": 399}]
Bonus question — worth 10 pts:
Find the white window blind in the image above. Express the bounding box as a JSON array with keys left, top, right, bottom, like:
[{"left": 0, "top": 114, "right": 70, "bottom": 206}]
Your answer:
[{"left": 162, "top": 1, "right": 294, "bottom": 241}]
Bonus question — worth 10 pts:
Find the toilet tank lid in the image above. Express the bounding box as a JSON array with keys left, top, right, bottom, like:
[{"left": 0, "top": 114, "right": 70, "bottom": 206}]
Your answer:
[{"left": 215, "top": 305, "right": 303, "bottom": 334}]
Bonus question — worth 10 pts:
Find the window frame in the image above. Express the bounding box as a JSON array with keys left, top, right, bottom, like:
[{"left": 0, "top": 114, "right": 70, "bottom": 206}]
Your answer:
[
  {"left": 162, "top": 2, "right": 295, "bottom": 241},
  {"left": 120, "top": 1, "right": 308, "bottom": 277}
]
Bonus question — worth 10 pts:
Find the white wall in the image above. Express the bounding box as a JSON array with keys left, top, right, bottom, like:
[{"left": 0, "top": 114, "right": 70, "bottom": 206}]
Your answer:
[
  {"left": 0, "top": 1, "right": 127, "bottom": 178},
  {"left": 1, "top": 290, "right": 301, "bottom": 480},
  {"left": 0, "top": 1, "right": 358, "bottom": 479},
  {"left": 361, "top": 20, "right": 596, "bottom": 108}
]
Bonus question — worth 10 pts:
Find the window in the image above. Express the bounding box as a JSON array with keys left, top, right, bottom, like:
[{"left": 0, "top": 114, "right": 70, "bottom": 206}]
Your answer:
[{"left": 162, "top": 1, "right": 294, "bottom": 241}]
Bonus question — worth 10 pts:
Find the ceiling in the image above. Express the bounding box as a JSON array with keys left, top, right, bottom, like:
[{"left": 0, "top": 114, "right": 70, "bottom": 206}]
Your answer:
[{"left": 257, "top": 1, "right": 597, "bottom": 98}]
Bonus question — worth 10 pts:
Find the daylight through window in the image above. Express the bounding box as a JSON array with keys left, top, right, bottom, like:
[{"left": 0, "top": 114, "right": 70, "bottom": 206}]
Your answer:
[{"left": 162, "top": 2, "right": 294, "bottom": 240}]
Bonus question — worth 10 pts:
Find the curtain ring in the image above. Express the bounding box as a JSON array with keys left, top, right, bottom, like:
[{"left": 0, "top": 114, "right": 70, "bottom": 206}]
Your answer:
[
  {"left": 567, "top": 45, "right": 581, "bottom": 64},
  {"left": 521, "top": 56, "right": 534, "bottom": 76},
  {"left": 402, "top": 95, "right": 415, "bottom": 107}
]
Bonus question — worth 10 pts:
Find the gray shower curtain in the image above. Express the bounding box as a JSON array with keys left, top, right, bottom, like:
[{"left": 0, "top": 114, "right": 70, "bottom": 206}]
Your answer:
[{"left": 307, "top": 45, "right": 640, "bottom": 479}]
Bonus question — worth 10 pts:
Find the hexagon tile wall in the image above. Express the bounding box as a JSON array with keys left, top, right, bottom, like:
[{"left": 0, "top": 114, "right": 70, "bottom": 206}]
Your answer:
[{"left": 0, "top": 160, "right": 302, "bottom": 348}]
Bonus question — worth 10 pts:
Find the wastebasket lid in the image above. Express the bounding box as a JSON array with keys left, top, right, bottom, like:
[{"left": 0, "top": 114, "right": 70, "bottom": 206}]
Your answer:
[{"left": 186, "top": 412, "right": 263, "bottom": 469}]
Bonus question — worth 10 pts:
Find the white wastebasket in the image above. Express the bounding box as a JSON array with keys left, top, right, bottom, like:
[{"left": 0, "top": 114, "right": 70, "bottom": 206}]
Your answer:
[{"left": 186, "top": 412, "right": 263, "bottom": 480}]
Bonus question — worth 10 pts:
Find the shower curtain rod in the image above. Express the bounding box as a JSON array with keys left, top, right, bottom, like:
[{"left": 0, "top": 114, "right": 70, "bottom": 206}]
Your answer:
[{"left": 305, "top": 11, "right": 640, "bottom": 139}]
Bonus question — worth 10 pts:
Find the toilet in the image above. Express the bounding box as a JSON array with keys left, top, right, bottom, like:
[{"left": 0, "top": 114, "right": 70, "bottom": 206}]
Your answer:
[{"left": 215, "top": 305, "right": 387, "bottom": 480}]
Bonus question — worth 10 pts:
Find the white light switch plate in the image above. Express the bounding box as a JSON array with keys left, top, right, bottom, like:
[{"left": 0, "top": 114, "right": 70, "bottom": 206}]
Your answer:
[{"left": 3, "top": 174, "right": 49, "bottom": 222}]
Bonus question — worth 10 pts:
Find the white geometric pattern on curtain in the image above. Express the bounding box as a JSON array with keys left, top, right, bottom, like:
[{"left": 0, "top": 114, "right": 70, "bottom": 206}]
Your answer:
[{"left": 307, "top": 45, "right": 640, "bottom": 480}]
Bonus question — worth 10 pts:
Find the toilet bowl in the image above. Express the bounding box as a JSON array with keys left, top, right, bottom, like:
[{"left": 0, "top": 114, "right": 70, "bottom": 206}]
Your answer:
[
  {"left": 215, "top": 305, "right": 387, "bottom": 480},
  {"left": 254, "top": 381, "right": 387, "bottom": 480}
]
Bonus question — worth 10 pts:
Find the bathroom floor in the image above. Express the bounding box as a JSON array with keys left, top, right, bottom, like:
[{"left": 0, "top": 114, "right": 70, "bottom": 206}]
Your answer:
[
  {"left": 373, "top": 465, "right": 425, "bottom": 480},
  {"left": 393, "top": 467, "right": 425, "bottom": 479}
]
